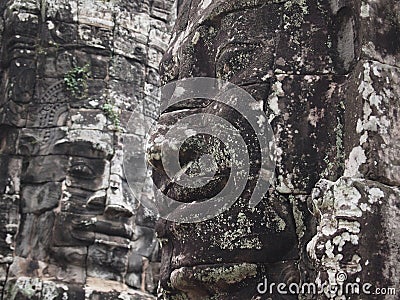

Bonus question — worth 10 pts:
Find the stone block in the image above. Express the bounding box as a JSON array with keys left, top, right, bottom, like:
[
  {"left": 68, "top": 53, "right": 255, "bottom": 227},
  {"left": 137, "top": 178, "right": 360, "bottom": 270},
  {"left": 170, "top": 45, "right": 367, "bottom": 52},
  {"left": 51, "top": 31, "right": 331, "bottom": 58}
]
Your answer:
[
  {"left": 21, "top": 182, "right": 62, "bottom": 214},
  {"left": 344, "top": 61, "right": 400, "bottom": 185}
]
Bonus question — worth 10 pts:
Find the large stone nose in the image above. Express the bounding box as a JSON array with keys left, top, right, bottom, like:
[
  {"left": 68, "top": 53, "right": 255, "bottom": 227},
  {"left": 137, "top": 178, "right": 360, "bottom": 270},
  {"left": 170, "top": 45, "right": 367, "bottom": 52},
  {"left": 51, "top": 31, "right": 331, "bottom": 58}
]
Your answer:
[{"left": 104, "top": 174, "right": 134, "bottom": 218}]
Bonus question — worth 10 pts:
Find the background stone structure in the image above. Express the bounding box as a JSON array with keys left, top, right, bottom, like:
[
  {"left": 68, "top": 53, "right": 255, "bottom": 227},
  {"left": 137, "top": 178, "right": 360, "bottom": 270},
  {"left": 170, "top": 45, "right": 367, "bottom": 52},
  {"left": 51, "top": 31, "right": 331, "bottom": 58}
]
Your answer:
[{"left": 0, "top": 0, "right": 175, "bottom": 299}]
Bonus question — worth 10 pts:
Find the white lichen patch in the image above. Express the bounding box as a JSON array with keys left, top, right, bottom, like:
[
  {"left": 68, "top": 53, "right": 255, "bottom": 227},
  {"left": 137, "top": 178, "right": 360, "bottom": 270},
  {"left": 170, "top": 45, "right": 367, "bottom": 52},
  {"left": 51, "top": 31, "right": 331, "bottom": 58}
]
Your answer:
[
  {"left": 368, "top": 187, "right": 384, "bottom": 204},
  {"left": 207, "top": 212, "right": 263, "bottom": 251},
  {"left": 360, "top": 2, "right": 370, "bottom": 18},
  {"left": 344, "top": 146, "right": 366, "bottom": 177},
  {"left": 200, "top": 0, "right": 212, "bottom": 10},
  {"left": 5, "top": 234, "right": 13, "bottom": 245},
  {"left": 307, "top": 107, "right": 325, "bottom": 127},
  {"left": 307, "top": 177, "right": 400, "bottom": 299},
  {"left": 47, "top": 20, "right": 55, "bottom": 30},
  {"left": 349, "top": 61, "right": 400, "bottom": 184},
  {"left": 267, "top": 80, "right": 285, "bottom": 122},
  {"left": 191, "top": 31, "right": 200, "bottom": 45},
  {"left": 276, "top": 174, "right": 295, "bottom": 194}
]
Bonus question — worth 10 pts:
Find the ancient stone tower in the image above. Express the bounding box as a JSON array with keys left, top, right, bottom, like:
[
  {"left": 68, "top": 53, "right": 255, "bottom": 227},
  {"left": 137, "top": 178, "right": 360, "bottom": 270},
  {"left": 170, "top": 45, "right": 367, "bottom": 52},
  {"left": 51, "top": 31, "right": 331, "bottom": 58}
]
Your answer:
[{"left": 0, "top": 0, "right": 174, "bottom": 298}]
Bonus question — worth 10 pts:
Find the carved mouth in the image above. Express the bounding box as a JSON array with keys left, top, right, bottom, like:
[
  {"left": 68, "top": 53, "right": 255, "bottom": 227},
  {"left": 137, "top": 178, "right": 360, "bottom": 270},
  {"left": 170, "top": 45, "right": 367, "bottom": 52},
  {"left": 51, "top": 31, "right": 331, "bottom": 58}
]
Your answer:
[
  {"left": 71, "top": 218, "right": 134, "bottom": 246},
  {"left": 92, "top": 220, "right": 134, "bottom": 240}
]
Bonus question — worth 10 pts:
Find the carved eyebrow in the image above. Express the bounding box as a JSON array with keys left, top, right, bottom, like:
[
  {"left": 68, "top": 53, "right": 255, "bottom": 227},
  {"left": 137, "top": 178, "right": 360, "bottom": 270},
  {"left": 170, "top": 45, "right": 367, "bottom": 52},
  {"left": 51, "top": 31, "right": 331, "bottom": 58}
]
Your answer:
[
  {"left": 195, "top": 0, "right": 283, "bottom": 27},
  {"left": 54, "top": 140, "right": 111, "bottom": 159},
  {"left": 215, "top": 41, "right": 262, "bottom": 63}
]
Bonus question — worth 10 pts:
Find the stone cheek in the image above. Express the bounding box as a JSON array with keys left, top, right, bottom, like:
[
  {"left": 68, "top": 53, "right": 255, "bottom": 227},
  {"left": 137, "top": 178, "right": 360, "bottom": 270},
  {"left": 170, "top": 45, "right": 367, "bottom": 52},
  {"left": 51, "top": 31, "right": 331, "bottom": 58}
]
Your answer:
[{"left": 0, "top": 0, "right": 175, "bottom": 299}]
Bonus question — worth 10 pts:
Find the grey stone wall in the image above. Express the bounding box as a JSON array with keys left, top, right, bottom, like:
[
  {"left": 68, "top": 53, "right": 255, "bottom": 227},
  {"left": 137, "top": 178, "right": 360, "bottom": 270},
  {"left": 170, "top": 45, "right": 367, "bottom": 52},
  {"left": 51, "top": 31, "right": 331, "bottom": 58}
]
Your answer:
[{"left": 0, "top": 0, "right": 175, "bottom": 299}]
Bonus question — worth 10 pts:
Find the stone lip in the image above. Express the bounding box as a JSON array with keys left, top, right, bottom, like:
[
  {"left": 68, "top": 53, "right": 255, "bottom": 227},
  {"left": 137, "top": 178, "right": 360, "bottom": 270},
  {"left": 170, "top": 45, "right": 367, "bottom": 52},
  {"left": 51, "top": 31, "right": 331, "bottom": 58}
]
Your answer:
[
  {"left": 76, "top": 218, "right": 134, "bottom": 241},
  {"left": 166, "top": 261, "right": 300, "bottom": 299}
]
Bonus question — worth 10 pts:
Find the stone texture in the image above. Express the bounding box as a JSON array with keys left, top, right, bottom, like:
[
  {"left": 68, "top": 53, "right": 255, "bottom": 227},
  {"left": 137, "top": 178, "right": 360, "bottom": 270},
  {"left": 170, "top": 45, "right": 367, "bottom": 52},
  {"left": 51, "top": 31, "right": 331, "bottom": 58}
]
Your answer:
[
  {"left": 306, "top": 1, "right": 400, "bottom": 298},
  {"left": 148, "top": 0, "right": 400, "bottom": 299},
  {"left": 1, "top": 0, "right": 399, "bottom": 299},
  {"left": 0, "top": 0, "right": 175, "bottom": 298},
  {"left": 307, "top": 178, "right": 399, "bottom": 299}
]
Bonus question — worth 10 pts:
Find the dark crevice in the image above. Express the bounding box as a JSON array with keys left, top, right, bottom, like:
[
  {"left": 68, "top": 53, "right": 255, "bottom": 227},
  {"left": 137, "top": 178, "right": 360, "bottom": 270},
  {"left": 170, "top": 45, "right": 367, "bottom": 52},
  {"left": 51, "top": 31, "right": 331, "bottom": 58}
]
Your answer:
[
  {"left": 271, "top": 3, "right": 285, "bottom": 73},
  {"left": 84, "top": 245, "right": 89, "bottom": 285},
  {"left": 0, "top": 263, "right": 10, "bottom": 300},
  {"left": 330, "top": 6, "right": 358, "bottom": 74}
]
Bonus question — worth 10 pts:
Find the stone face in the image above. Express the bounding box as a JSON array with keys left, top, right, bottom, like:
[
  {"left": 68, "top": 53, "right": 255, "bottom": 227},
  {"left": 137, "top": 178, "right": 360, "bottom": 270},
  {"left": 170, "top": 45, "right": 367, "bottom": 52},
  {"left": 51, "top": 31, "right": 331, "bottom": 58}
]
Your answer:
[
  {"left": 0, "top": 0, "right": 175, "bottom": 298},
  {"left": 149, "top": 1, "right": 347, "bottom": 298}
]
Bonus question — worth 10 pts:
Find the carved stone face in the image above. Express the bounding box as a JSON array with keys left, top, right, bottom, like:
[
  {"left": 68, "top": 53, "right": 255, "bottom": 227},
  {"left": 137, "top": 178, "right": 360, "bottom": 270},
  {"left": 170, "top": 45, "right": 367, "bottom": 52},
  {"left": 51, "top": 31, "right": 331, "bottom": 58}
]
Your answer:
[
  {"left": 2, "top": 54, "right": 154, "bottom": 287},
  {"left": 15, "top": 125, "right": 137, "bottom": 283},
  {"left": 150, "top": 0, "right": 357, "bottom": 298}
]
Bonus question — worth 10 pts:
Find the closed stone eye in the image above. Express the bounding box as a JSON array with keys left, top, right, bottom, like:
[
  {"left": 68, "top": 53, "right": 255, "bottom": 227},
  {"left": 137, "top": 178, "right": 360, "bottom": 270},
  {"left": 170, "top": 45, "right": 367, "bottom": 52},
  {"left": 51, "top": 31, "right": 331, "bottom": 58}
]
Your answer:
[
  {"left": 69, "top": 163, "right": 95, "bottom": 179},
  {"left": 216, "top": 43, "right": 260, "bottom": 80}
]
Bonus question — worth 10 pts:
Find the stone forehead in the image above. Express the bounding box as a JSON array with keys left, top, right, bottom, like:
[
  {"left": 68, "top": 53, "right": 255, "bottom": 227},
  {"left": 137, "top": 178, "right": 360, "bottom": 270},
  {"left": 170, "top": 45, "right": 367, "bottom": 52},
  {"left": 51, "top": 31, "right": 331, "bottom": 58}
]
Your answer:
[{"left": 179, "top": 0, "right": 310, "bottom": 27}]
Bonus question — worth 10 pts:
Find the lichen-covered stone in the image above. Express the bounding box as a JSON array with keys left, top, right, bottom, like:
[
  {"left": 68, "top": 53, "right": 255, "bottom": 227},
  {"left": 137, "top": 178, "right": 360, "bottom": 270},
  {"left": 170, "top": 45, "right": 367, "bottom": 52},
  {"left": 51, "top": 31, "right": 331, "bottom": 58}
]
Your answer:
[
  {"left": 307, "top": 178, "right": 399, "bottom": 299},
  {"left": 149, "top": 0, "right": 399, "bottom": 299},
  {"left": 0, "top": 0, "right": 175, "bottom": 298}
]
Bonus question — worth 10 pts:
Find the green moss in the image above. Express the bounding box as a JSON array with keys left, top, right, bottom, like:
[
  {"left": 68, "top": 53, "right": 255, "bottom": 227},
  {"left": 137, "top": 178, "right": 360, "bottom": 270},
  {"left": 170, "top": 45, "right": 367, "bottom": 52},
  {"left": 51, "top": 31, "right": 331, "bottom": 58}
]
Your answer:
[
  {"left": 289, "top": 195, "right": 305, "bottom": 239},
  {"left": 102, "top": 102, "right": 121, "bottom": 130},
  {"left": 321, "top": 115, "right": 345, "bottom": 180},
  {"left": 64, "top": 63, "right": 90, "bottom": 99},
  {"left": 195, "top": 263, "right": 257, "bottom": 284},
  {"left": 35, "top": 44, "right": 47, "bottom": 55},
  {"left": 7, "top": 278, "right": 42, "bottom": 300},
  {"left": 333, "top": 114, "right": 345, "bottom": 178},
  {"left": 169, "top": 291, "right": 190, "bottom": 300}
]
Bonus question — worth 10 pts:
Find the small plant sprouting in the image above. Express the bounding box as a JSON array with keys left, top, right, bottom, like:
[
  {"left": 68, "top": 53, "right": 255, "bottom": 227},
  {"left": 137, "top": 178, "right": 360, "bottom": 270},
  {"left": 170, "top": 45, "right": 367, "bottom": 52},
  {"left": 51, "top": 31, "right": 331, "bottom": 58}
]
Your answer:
[
  {"left": 102, "top": 102, "right": 121, "bottom": 130},
  {"left": 64, "top": 64, "right": 90, "bottom": 98}
]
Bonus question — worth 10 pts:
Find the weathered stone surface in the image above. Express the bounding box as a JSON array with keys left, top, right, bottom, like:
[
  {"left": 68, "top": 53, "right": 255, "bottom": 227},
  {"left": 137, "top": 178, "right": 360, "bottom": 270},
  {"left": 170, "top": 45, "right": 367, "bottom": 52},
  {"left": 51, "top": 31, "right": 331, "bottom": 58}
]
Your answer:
[
  {"left": 344, "top": 60, "right": 400, "bottom": 185},
  {"left": 360, "top": 0, "right": 400, "bottom": 67},
  {"left": 307, "top": 178, "right": 399, "bottom": 299},
  {"left": 3, "top": 276, "right": 157, "bottom": 300},
  {"left": 0, "top": 0, "right": 175, "bottom": 298},
  {"left": 149, "top": 0, "right": 399, "bottom": 299},
  {"left": 1, "top": 0, "right": 398, "bottom": 299},
  {"left": 149, "top": 0, "right": 348, "bottom": 298},
  {"left": 305, "top": 0, "right": 400, "bottom": 299},
  {"left": 21, "top": 183, "right": 62, "bottom": 213}
]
